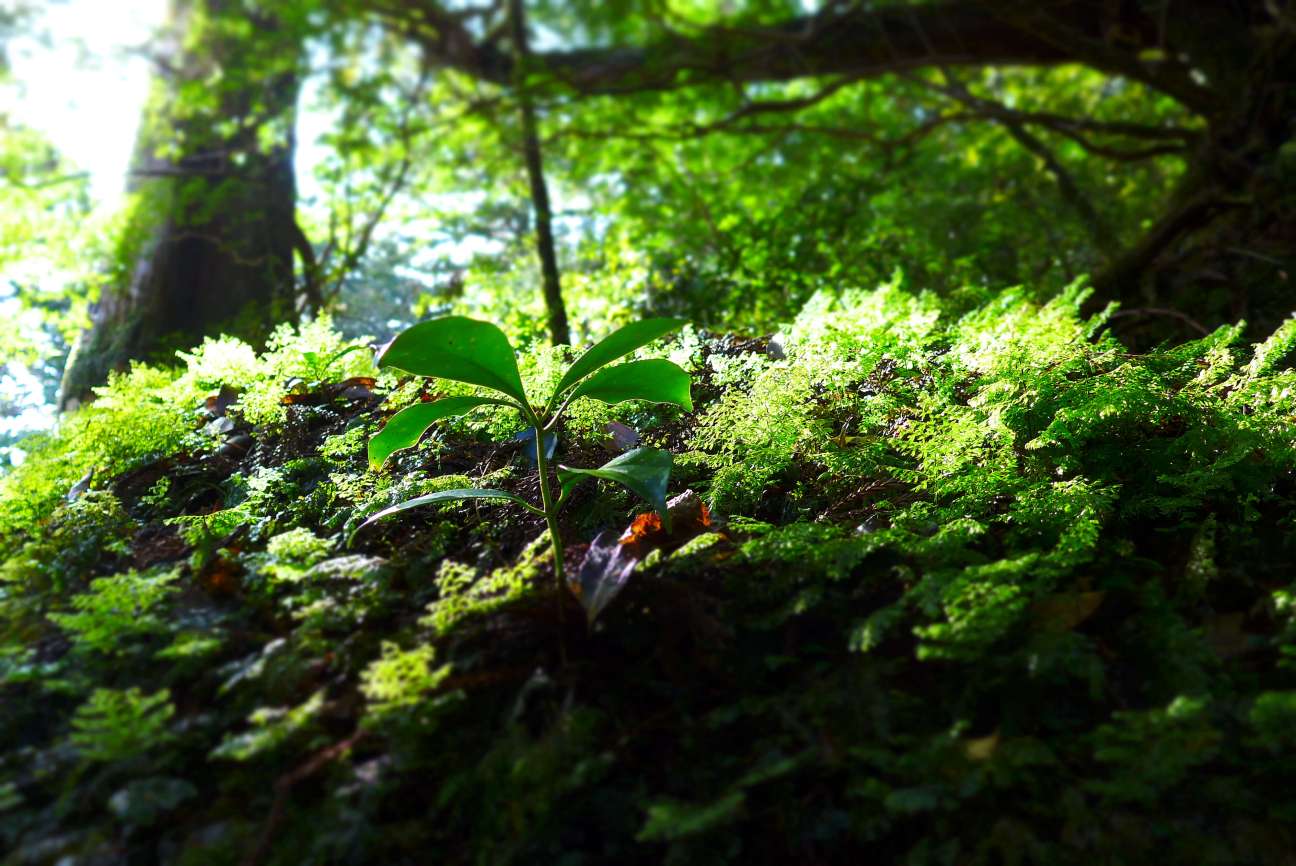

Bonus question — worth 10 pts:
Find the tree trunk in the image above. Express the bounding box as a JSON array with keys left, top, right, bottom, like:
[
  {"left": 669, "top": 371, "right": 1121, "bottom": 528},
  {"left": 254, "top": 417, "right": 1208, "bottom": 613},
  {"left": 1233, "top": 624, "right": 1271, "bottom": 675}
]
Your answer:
[
  {"left": 1092, "top": 7, "right": 1296, "bottom": 341},
  {"left": 60, "top": 0, "right": 303, "bottom": 407},
  {"left": 510, "top": 0, "right": 570, "bottom": 347}
]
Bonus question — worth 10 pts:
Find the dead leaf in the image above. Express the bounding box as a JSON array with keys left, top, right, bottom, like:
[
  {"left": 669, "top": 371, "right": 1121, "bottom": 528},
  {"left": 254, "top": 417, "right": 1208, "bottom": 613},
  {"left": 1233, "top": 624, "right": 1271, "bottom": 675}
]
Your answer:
[
  {"left": 281, "top": 376, "right": 377, "bottom": 405},
  {"left": 605, "top": 421, "right": 639, "bottom": 452},
  {"left": 964, "top": 731, "right": 1000, "bottom": 762},
  {"left": 201, "top": 556, "right": 242, "bottom": 596},
  {"left": 1030, "top": 591, "right": 1105, "bottom": 633},
  {"left": 620, "top": 511, "right": 663, "bottom": 547},
  {"left": 66, "top": 468, "right": 94, "bottom": 503},
  {"left": 203, "top": 385, "right": 240, "bottom": 418},
  {"left": 1203, "top": 612, "right": 1252, "bottom": 659},
  {"left": 572, "top": 490, "right": 717, "bottom": 624},
  {"left": 571, "top": 529, "right": 641, "bottom": 624}
]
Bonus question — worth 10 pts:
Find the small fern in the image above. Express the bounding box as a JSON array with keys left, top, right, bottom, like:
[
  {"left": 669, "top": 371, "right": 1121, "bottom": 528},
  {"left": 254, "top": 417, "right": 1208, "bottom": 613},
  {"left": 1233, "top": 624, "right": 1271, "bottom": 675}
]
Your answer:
[{"left": 70, "top": 687, "right": 175, "bottom": 763}]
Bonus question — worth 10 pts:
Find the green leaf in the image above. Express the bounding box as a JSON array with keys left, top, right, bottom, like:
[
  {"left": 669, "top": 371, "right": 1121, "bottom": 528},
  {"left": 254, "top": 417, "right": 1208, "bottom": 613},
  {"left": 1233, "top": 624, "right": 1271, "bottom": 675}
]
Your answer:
[
  {"left": 568, "top": 359, "right": 693, "bottom": 411},
  {"left": 368, "top": 396, "right": 512, "bottom": 470},
  {"left": 550, "top": 318, "right": 686, "bottom": 407},
  {"left": 357, "top": 488, "right": 538, "bottom": 535},
  {"left": 377, "top": 317, "right": 529, "bottom": 407},
  {"left": 558, "top": 447, "right": 673, "bottom": 531}
]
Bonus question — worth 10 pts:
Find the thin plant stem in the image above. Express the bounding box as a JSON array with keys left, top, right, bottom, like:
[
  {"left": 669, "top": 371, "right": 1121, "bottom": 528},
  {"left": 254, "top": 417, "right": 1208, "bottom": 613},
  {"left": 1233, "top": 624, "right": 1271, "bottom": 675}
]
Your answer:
[
  {"left": 532, "top": 421, "right": 569, "bottom": 664},
  {"left": 533, "top": 424, "right": 565, "bottom": 584}
]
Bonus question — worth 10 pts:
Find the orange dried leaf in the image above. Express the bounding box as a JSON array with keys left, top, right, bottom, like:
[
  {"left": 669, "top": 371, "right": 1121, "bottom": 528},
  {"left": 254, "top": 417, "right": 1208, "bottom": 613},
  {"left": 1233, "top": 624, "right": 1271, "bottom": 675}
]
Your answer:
[
  {"left": 1204, "top": 612, "right": 1252, "bottom": 659},
  {"left": 202, "top": 558, "right": 241, "bottom": 595},
  {"left": 619, "top": 511, "right": 663, "bottom": 546}
]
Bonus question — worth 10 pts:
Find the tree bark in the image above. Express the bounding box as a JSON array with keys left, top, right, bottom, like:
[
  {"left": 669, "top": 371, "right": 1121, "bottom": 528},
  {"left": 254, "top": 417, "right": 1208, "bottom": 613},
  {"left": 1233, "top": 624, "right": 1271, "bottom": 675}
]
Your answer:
[{"left": 60, "top": 0, "right": 303, "bottom": 407}]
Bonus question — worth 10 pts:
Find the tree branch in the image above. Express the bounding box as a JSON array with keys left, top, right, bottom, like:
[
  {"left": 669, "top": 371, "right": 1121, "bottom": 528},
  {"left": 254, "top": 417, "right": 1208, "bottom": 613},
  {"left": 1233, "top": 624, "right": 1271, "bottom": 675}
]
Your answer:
[
  {"left": 388, "top": 1, "right": 1202, "bottom": 106},
  {"left": 934, "top": 71, "right": 1117, "bottom": 249},
  {"left": 291, "top": 217, "right": 323, "bottom": 313}
]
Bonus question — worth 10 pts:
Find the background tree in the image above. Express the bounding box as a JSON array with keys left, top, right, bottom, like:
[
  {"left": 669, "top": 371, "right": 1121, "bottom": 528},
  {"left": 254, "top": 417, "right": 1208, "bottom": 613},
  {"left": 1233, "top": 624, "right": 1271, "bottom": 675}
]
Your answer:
[
  {"left": 375, "top": 0, "right": 1293, "bottom": 340},
  {"left": 58, "top": 0, "right": 308, "bottom": 406},
  {"left": 32, "top": 0, "right": 1296, "bottom": 403}
]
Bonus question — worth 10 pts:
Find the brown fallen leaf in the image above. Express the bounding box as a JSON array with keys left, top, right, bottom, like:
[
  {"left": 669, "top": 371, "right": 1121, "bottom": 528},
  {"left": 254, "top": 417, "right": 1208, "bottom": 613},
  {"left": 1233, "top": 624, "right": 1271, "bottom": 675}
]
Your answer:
[
  {"left": 281, "top": 376, "right": 378, "bottom": 405},
  {"left": 620, "top": 511, "right": 662, "bottom": 547},
  {"left": 201, "top": 556, "right": 243, "bottom": 596},
  {"left": 1030, "top": 591, "right": 1105, "bottom": 633},
  {"left": 204, "top": 385, "right": 241, "bottom": 418},
  {"left": 605, "top": 421, "right": 640, "bottom": 452},
  {"left": 964, "top": 731, "right": 1000, "bottom": 762},
  {"left": 1203, "top": 612, "right": 1253, "bottom": 659},
  {"left": 572, "top": 490, "right": 715, "bottom": 624}
]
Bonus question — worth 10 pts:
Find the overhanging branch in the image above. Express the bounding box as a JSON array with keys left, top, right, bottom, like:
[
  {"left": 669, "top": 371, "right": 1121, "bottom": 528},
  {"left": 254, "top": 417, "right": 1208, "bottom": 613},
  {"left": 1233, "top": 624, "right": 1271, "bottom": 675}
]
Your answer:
[{"left": 386, "top": 1, "right": 1207, "bottom": 108}]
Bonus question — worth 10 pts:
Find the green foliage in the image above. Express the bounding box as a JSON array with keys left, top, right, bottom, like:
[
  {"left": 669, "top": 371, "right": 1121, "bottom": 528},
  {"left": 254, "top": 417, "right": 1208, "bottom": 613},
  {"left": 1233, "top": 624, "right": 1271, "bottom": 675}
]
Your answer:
[
  {"left": 362, "top": 315, "right": 691, "bottom": 593},
  {"left": 0, "top": 316, "right": 372, "bottom": 547},
  {"left": 421, "top": 536, "right": 549, "bottom": 636},
  {"left": 2, "top": 297, "right": 1296, "bottom": 864},
  {"left": 0, "top": 491, "right": 134, "bottom": 592},
  {"left": 48, "top": 568, "right": 180, "bottom": 655},
  {"left": 211, "top": 690, "right": 327, "bottom": 762},
  {"left": 558, "top": 447, "right": 674, "bottom": 530},
  {"left": 256, "top": 529, "right": 334, "bottom": 582},
  {"left": 2, "top": 0, "right": 1291, "bottom": 857},
  {"left": 360, "top": 641, "right": 450, "bottom": 720},
  {"left": 368, "top": 395, "right": 511, "bottom": 470},
  {"left": 70, "top": 687, "right": 176, "bottom": 763}
]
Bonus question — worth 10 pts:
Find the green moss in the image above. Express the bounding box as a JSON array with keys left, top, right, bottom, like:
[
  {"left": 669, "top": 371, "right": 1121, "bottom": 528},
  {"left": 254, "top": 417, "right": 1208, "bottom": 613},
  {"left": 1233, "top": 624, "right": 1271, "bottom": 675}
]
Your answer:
[{"left": 422, "top": 535, "right": 548, "bottom": 636}]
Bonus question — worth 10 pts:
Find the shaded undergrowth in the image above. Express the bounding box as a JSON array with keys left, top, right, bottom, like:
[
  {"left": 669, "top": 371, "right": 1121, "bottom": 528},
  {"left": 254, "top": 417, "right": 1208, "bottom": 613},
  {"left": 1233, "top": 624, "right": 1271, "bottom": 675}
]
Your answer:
[{"left": 3, "top": 284, "right": 1296, "bottom": 865}]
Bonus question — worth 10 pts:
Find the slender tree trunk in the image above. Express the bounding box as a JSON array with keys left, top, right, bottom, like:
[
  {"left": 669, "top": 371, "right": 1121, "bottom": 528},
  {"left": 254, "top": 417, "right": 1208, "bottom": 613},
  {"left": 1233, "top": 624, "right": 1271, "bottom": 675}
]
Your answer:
[
  {"left": 510, "top": 0, "right": 570, "bottom": 347},
  {"left": 60, "top": 0, "right": 303, "bottom": 407}
]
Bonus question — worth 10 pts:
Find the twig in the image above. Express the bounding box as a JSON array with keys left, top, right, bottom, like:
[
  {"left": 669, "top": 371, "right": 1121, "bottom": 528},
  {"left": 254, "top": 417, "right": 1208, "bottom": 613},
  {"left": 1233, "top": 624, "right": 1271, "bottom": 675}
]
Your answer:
[
  {"left": 1109, "top": 307, "right": 1209, "bottom": 336},
  {"left": 240, "top": 730, "right": 369, "bottom": 866}
]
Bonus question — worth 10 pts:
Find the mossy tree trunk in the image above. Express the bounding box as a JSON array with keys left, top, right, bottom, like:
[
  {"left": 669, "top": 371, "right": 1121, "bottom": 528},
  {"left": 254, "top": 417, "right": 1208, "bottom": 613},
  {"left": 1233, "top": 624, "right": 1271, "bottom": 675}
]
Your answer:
[{"left": 60, "top": 0, "right": 304, "bottom": 407}]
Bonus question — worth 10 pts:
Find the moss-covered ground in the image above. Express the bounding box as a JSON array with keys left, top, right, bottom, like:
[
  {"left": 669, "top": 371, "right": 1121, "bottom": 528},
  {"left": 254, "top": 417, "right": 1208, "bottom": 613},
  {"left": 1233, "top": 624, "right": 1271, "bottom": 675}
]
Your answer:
[{"left": 4, "top": 284, "right": 1296, "bottom": 865}]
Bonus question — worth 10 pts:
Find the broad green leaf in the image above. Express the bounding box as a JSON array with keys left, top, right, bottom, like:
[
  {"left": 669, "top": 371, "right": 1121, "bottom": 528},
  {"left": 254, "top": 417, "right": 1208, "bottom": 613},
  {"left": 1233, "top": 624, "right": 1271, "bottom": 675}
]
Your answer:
[
  {"left": 558, "top": 447, "right": 673, "bottom": 531},
  {"left": 368, "top": 396, "right": 511, "bottom": 470},
  {"left": 550, "top": 318, "right": 686, "bottom": 406},
  {"left": 377, "top": 317, "right": 529, "bottom": 406},
  {"left": 358, "top": 488, "right": 537, "bottom": 534},
  {"left": 568, "top": 359, "right": 693, "bottom": 411}
]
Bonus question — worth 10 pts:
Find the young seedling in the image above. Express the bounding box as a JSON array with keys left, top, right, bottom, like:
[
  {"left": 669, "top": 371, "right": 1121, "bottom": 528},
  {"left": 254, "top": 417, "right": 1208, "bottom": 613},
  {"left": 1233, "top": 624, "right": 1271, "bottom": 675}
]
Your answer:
[{"left": 359, "top": 316, "right": 692, "bottom": 596}]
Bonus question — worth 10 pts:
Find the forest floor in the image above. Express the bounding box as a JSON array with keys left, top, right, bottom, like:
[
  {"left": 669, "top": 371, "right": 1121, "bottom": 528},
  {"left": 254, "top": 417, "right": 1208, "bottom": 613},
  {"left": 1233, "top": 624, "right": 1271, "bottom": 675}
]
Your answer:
[{"left": 3, "top": 284, "right": 1296, "bottom": 865}]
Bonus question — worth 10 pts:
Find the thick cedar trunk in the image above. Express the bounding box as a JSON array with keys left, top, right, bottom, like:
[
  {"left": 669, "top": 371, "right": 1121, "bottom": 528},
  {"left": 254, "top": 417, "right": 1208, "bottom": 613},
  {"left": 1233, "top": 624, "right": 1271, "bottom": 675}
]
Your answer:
[{"left": 60, "top": 0, "right": 302, "bottom": 407}]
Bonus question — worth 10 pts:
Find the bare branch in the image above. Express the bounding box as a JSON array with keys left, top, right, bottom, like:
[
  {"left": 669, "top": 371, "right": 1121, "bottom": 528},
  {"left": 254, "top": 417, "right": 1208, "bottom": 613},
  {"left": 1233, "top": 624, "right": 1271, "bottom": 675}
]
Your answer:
[
  {"left": 386, "top": 1, "right": 1196, "bottom": 105},
  {"left": 934, "top": 71, "right": 1117, "bottom": 249}
]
